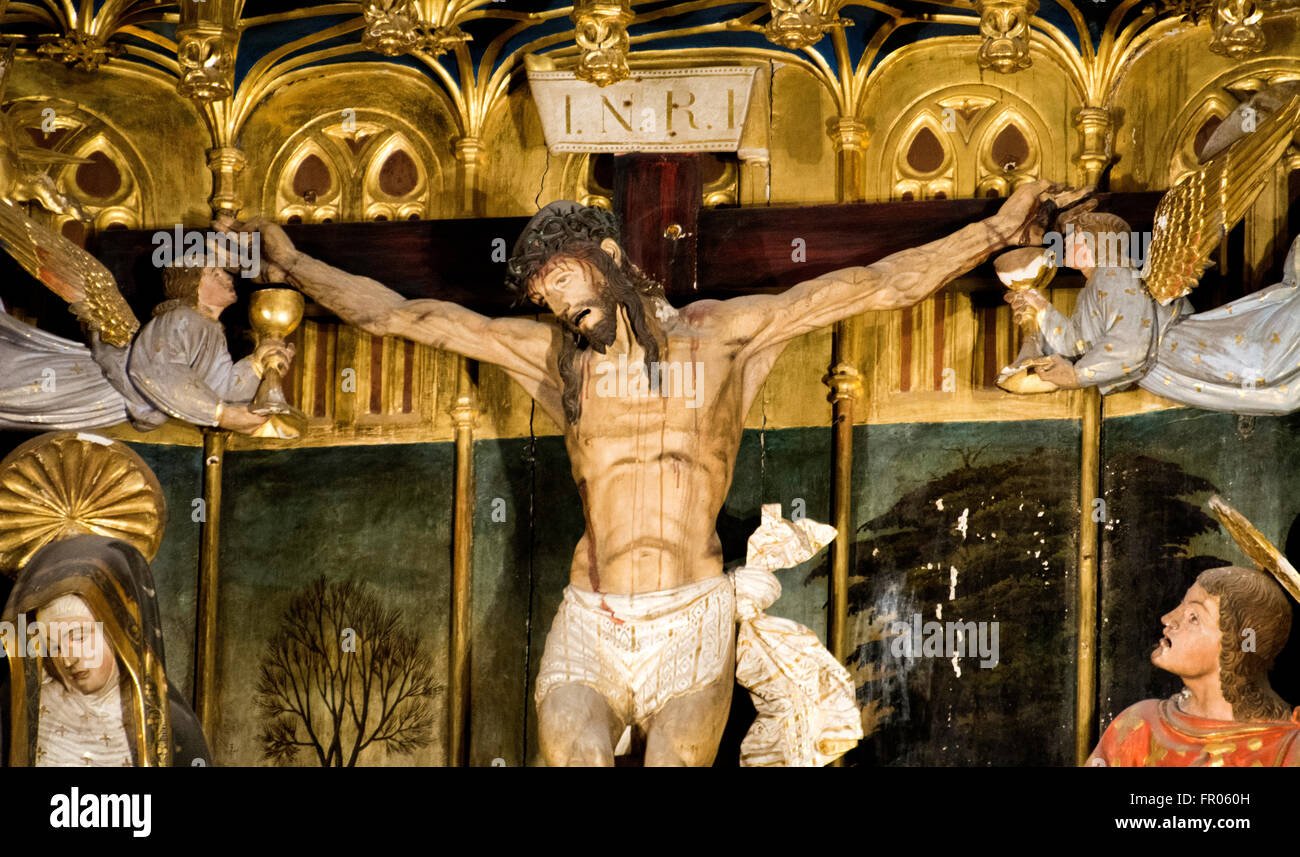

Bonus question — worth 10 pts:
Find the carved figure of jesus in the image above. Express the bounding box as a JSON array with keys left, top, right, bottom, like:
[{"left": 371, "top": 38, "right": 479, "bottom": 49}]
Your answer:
[{"left": 221, "top": 179, "right": 1069, "bottom": 766}]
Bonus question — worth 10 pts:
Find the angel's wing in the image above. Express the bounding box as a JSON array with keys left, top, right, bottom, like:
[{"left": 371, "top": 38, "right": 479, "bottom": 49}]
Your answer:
[
  {"left": 0, "top": 199, "right": 139, "bottom": 345},
  {"left": 1143, "top": 94, "right": 1300, "bottom": 305}
]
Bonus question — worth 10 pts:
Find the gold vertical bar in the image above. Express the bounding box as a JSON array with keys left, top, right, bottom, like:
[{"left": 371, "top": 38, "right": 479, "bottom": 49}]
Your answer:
[
  {"left": 828, "top": 359, "right": 855, "bottom": 663},
  {"left": 827, "top": 118, "right": 867, "bottom": 667},
  {"left": 447, "top": 129, "right": 484, "bottom": 765},
  {"left": 194, "top": 428, "right": 226, "bottom": 743},
  {"left": 449, "top": 356, "right": 476, "bottom": 765},
  {"left": 455, "top": 138, "right": 485, "bottom": 217},
  {"left": 418, "top": 344, "right": 436, "bottom": 426},
  {"left": 299, "top": 321, "right": 318, "bottom": 417},
  {"left": 1075, "top": 386, "right": 1102, "bottom": 765},
  {"left": 335, "top": 323, "right": 358, "bottom": 426}
]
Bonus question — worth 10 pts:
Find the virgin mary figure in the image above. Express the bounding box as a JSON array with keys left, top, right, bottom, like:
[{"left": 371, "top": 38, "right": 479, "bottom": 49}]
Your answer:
[{"left": 0, "top": 534, "right": 210, "bottom": 766}]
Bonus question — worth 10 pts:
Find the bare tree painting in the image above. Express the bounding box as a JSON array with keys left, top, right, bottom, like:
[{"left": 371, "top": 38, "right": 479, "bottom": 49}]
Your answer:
[{"left": 256, "top": 576, "right": 442, "bottom": 766}]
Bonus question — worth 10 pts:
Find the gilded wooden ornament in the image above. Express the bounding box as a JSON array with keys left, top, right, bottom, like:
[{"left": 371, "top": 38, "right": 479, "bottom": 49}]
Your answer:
[
  {"left": 0, "top": 431, "right": 166, "bottom": 577},
  {"left": 764, "top": 0, "right": 849, "bottom": 50},
  {"left": 360, "top": 0, "right": 471, "bottom": 58},
  {"left": 570, "top": 0, "right": 634, "bottom": 87},
  {"left": 176, "top": 25, "right": 237, "bottom": 102},
  {"left": 975, "top": 0, "right": 1039, "bottom": 74},
  {"left": 1209, "top": 0, "right": 1267, "bottom": 59},
  {"left": 35, "top": 32, "right": 123, "bottom": 72},
  {"left": 0, "top": 44, "right": 90, "bottom": 222},
  {"left": 362, "top": 0, "right": 425, "bottom": 56}
]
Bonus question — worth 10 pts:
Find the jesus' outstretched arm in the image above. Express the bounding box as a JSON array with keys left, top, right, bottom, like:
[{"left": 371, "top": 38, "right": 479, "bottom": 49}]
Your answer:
[
  {"left": 215, "top": 215, "right": 566, "bottom": 421},
  {"left": 715, "top": 180, "right": 1086, "bottom": 357}
]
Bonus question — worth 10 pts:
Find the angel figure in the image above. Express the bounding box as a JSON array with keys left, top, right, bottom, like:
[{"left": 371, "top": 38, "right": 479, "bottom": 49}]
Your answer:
[
  {"left": 0, "top": 252, "right": 292, "bottom": 435},
  {"left": 0, "top": 41, "right": 290, "bottom": 435},
  {"left": 1000, "top": 89, "right": 1300, "bottom": 415},
  {"left": 1086, "top": 497, "right": 1300, "bottom": 767}
]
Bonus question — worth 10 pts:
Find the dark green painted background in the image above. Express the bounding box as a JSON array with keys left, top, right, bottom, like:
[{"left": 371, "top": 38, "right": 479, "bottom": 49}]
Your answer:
[{"left": 2, "top": 407, "right": 1297, "bottom": 766}]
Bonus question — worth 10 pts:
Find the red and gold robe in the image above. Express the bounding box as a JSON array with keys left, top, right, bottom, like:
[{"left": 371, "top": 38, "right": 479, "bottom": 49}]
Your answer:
[{"left": 1087, "top": 696, "right": 1300, "bottom": 767}]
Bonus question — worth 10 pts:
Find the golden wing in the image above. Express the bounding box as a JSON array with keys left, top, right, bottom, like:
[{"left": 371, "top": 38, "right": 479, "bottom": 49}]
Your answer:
[
  {"left": 1208, "top": 495, "right": 1300, "bottom": 604},
  {"left": 1143, "top": 94, "right": 1300, "bottom": 305},
  {"left": 0, "top": 198, "right": 138, "bottom": 345}
]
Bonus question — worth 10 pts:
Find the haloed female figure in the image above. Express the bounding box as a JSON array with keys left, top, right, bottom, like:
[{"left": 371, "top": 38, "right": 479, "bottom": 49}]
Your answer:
[{"left": 1, "top": 535, "right": 210, "bottom": 766}]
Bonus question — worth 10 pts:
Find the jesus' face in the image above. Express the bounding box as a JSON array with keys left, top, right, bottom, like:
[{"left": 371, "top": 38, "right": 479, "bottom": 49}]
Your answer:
[
  {"left": 526, "top": 246, "right": 623, "bottom": 353},
  {"left": 1151, "top": 583, "right": 1222, "bottom": 680}
]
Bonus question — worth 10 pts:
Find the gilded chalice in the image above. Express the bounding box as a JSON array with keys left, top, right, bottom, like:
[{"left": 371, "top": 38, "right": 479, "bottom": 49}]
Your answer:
[
  {"left": 248, "top": 288, "right": 307, "bottom": 439},
  {"left": 994, "top": 247, "right": 1059, "bottom": 394}
]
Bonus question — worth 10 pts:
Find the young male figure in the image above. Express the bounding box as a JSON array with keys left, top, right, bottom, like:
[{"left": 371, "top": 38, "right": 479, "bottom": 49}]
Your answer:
[
  {"left": 124, "top": 265, "right": 287, "bottom": 434},
  {"left": 224, "top": 179, "right": 1072, "bottom": 766},
  {"left": 1088, "top": 565, "right": 1299, "bottom": 767}
]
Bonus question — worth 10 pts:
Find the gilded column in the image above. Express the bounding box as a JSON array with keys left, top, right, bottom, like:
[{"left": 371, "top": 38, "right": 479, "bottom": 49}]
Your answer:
[
  {"left": 825, "top": 118, "right": 867, "bottom": 665},
  {"left": 448, "top": 358, "right": 477, "bottom": 766},
  {"left": 448, "top": 130, "right": 483, "bottom": 763},
  {"left": 1073, "top": 107, "right": 1112, "bottom": 189},
  {"left": 448, "top": 129, "right": 483, "bottom": 763},
  {"left": 833, "top": 118, "right": 868, "bottom": 206},
  {"left": 194, "top": 428, "right": 226, "bottom": 742},
  {"left": 1075, "top": 387, "right": 1101, "bottom": 765},
  {"left": 455, "top": 137, "right": 486, "bottom": 218},
  {"left": 206, "top": 146, "right": 246, "bottom": 218}
]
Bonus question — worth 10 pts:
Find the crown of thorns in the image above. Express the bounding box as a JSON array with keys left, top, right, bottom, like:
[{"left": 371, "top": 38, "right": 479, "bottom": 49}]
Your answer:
[{"left": 505, "top": 203, "right": 622, "bottom": 296}]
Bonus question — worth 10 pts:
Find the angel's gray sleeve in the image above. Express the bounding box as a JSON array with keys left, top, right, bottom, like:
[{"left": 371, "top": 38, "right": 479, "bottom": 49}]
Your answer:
[
  {"left": 1037, "top": 301, "right": 1086, "bottom": 357},
  {"left": 1045, "top": 271, "right": 1158, "bottom": 393},
  {"left": 128, "top": 311, "right": 256, "bottom": 426},
  {"left": 204, "top": 342, "right": 262, "bottom": 402}
]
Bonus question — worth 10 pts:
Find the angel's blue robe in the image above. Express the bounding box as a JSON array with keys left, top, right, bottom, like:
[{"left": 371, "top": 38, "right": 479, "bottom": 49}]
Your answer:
[
  {"left": 1036, "top": 242, "right": 1300, "bottom": 416},
  {"left": 0, "top": 302, "right": 259, "bottom": 430}
]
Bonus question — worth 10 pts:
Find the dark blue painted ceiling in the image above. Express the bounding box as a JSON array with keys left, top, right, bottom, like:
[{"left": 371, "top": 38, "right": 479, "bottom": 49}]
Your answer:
[{"left": 10, "top": 2, "right": 1184, "bottom": 87}]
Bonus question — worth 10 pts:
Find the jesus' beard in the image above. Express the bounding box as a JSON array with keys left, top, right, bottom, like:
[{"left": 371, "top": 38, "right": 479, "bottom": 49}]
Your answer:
[{"left": 556, "top": 254, "right": 660, "bottom": 425}]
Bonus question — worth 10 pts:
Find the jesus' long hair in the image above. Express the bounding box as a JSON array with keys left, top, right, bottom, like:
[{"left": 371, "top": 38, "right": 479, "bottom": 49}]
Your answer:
[{"left": 551, "top": 244, "right": 662, "bottom": 425}]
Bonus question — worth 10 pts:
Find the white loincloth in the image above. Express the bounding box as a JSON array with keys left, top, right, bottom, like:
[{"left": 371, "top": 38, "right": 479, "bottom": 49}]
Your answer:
[
  {"left": 535, "top": 575, "right": 734, "bottom": 726},
  {"left": 730, "top": 506, "right": 863, "bottom": 767},
  {"left": 535, "top": 505, "right": 863, "bottom": 766},
  {"left": 732, "top": 564, "right": 863, "bottom": 766}
]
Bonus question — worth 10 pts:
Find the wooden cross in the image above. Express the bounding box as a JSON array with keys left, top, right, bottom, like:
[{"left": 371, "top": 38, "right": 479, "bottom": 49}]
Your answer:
[{"left": 86, "top": 155, "right": 1163, "bottom": 324}]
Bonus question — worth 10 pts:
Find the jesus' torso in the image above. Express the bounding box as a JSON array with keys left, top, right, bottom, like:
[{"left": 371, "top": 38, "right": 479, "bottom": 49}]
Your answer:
[{"left": 560, "top": 314, "right": 760, "bottom": 596}]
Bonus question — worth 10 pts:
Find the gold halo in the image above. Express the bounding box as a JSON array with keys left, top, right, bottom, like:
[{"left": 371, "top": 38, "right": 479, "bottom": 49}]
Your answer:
[
  {"left": 1208, "top": 495, "right": 1300, "bottom": 604},
  {"left": 0, "top": 431, "right": 166, "bottom": 578}
]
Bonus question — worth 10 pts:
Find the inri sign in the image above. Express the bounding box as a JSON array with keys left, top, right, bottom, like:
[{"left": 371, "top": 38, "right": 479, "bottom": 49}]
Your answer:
[{"left": 527, "top": 66, "right": 759, "bottom": 154}]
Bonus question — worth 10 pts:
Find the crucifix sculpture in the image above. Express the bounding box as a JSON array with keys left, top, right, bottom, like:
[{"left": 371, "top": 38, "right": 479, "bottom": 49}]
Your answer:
[{"left": 219, "top": 177, "right": 1076, "bottom": 766}]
